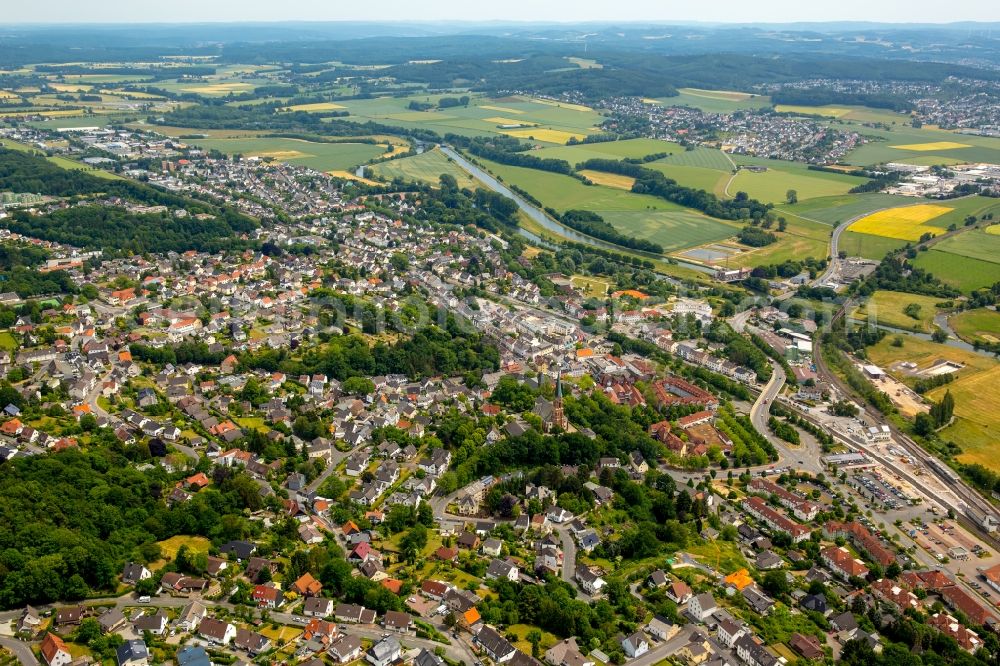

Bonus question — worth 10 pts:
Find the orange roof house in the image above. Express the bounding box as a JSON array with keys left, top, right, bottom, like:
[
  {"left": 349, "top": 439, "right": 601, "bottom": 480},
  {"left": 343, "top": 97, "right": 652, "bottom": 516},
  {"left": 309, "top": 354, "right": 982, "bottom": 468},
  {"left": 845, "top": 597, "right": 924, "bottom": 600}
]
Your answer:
[
  {"left": 292, "top": 572, "right": 323, "bottom": 597},
  {"left": 724, "top": 569, "right": 754, "bottom": 591},
  {"left": 381, "top": 578, "right": 402, "bottom": 594},
  {"left": 462, "top": 608, "right": 482, "bottom": 627}
]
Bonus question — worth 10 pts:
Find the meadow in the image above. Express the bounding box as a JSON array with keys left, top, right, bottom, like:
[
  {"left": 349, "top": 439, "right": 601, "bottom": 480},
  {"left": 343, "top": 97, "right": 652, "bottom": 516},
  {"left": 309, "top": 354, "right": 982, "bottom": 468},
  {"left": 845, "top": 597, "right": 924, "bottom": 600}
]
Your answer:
[
  {"left": 728, "top": 216, "right": 832, "bottom": 267},
  {"left": 950, "top": 309, "right": 1000, "bottom": 346},
  {"left": 774, "top": 104, "right": 909, "bottom": 124},
  {"left": 729, "top": 165, "right": 865, "bottom": 204},
  {"left": 912, "top": 250, "right": 1000, "bottom": 293},
  {"left": 370, "top": 148, "right": 478, "bottom": 187},
  {"left": 653, "top": 89, "right": 771, "bottom": 114},
  {"left": 852, "top": 290, "right": 949, "bottom": 333},
  {"left": 532, "top": 138, "right": 684, "bottom": 164}
]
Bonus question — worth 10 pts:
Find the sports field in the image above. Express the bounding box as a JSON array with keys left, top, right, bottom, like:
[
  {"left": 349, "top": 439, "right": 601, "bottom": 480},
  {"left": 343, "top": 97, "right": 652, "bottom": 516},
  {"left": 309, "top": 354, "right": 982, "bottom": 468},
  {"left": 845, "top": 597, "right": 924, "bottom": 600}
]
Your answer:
[
  {"left": 370, "top": 148, "right": 477, "bottom": 188},
  {"left": 853, "top": 290, "right": 948, "bottom": 333},
  {"left": 848, "top": 204, "right": 952, "bottom": 241},
  {"left": 184, "top": 136, "right": 385, "bottom": 171},
  {"left": 950, "top": 309, "right": 1000, "bottom": 346}
]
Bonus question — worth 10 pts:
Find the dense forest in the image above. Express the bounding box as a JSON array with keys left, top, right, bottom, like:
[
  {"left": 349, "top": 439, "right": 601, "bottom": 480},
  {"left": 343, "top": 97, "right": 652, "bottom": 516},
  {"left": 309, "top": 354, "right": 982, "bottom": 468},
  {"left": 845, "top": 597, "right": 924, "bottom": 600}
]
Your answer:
[
  {"left": 0, "top": 448, "right": 268, "bottom": 608},
  {"left": 771, "top": 88, "right": 913, "bottom": 112},
  {"left": 4, "top": 206, "right": 257, "bottom": 255},
  {"left": 0, "top": 243, "right": 76, "bottom": 297}
]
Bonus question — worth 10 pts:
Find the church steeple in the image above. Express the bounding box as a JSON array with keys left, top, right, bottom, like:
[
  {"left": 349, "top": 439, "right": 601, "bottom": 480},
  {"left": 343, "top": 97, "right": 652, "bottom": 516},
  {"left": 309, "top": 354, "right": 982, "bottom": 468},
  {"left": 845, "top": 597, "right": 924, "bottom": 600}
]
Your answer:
[{"left": 551, "top": 368, "right": 567, "bottom": 431}]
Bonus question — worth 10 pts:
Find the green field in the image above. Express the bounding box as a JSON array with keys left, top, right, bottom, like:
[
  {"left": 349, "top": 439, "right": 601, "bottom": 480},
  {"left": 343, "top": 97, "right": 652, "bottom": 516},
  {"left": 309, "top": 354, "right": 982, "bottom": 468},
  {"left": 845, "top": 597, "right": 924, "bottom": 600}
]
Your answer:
[
  {"left": 845, "top": 126, "right": 1000, "bottom": 166},
  {"left": 185, "top": 137, "right": 386, "bottom": 171},
  {"left": 950, "top": 309, "right": 1000, "bottom": 346},
  {"left": 730, "top": 216, "right": 832, "bottom": 267},
  {"left": 729, "top": 166, "right": 866, "bottom": 204},
  {"left": 775, "top": 103, "right": 910, "bottom": 125},
  {"left": 838, "top": 230, "right": 909, "bottom": 260},
  {"left": 370, "top": 148, "right": 478, "bottom": 187},
  {"left": 867, "top": 334, "right": 1000, "bottom": 470},
  {"left": 776, "top": 193, "right": 912, "bottom": 226},
  {"left": 531, "top": 138, "right": 684, "bottom": 164},
  {"left": 655, "top": 90, "right": 771, "bottom": 114},
  {"left": 478, "top": 157, "right": 683, "bottom": 213},
  {"left": 647, "top": 163, "right": 730, "bottom": 194},
  {"left": 0, "top": 332, "right": 17, "bottom": 352},
  {"left": 925, "top": 225, "right": 1000, "bottom": 265},
  {"left": 600, "top": 210, "right": 740, "bottom": 253},
  {"left": 853, "top": 290, "right": 949, "bottom": 333},
  {"left": 655, "top": 146, "right": 735, "bottom": 171},
  {"left": 336, "top": 94, "right": 604, "bottom": 144},
  {"left": 912, "top": 250, "right": 1000, "bottom": 293}
]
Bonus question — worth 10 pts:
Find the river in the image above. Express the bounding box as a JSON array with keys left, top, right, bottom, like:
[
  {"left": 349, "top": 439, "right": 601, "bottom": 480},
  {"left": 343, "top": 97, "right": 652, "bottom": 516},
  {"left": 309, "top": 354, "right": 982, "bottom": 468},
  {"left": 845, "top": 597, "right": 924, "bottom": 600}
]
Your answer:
[{"left": 438, "top": 145, "right": 715, "bottom": 276}]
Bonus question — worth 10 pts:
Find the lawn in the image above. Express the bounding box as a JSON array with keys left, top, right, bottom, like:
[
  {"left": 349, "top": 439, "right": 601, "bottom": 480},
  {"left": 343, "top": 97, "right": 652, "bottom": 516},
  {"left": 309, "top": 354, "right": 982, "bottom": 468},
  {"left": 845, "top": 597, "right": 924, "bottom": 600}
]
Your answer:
[
  {"left": 507, "top": 624, "right": 559, "bottom": 655},
  {"left": 571, "top": 275, "right": 613, "bottom": 297},
  {"left": 853, "top": 290, "right": 950, "bottom": 333},
  {"left": 370, "top": 148, "right": 478, "bottom": 188},
  {"left": 950, "top": 309, "right": 1000, "bottom": 346},
  {"left": 185, "top": 137, "right": 385, "bottom": 171},
  {"left": 683, "top": 540, "right": 748, "bottom": 574},
  {"left": 151, "top": 535, "right": 211, "bottom": 570},
  {"left": 0, "top": 331, "right": 17, "bottom": 352}
]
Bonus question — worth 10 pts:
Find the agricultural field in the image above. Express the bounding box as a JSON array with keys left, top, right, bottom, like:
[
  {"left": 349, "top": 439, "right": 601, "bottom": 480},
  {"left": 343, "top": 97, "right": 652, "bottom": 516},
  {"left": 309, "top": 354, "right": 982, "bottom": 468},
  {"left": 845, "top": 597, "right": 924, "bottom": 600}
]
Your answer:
[
  {"left": 867, "top": 334, "right": 1000, "bottom": 469},
  {"left": 370, "top": 148, "right": 478, "bottom": 187},
  {"left": 335, "top": 94, "right": 603, "bottom": 144},
  {"left": 578, "top": 169, "right": 635, "bottom": 190},
  {"left": 655, "top": 146, "right": 735, "bottom": 171},
  {"left": 653, "top": 89, "right": 771, "bottom": 113},
  {"left": 913, "top": 250, "right": 1000, "bottom": 293},
  {"left": 183, "top": 136, "right": 387, "bottom": 171},
  {"left": 775, "top": 193, "right": 912, "bottom": 226},
  {"left": 531, "top": 138, "right": 684, "bottom": 164},
  {"left": 852, "top": 290, "right": 950, "bottom": 333},
  {"left": 921, "top": 223, "right": 1000, "bottom": 265},
  {"left": 727, "top": 216, "right": 832, "bottom": 267},
  {"left": 845, "top": 126, "right": 1000, "bottom": 166},
  {"left": 729, "top": 164, "right": 866, "bottom": 204},
  {"left": 950, "top": 309, "right": 1000, "bottom": 346},
  {"left": 774, "top": 104, "right": 909, "bottom": 124},
  {"left": 847, "top": 203, "right": 952, "bottom": 241},
  {"left": 282, "top": 101, "right": 346, "bottom": 112},
  {"left": 601, "top": 210, "right": 740, "bottom": 253},
  {"left": 647, "top": 163, "right": 730, "bottom": 195}
]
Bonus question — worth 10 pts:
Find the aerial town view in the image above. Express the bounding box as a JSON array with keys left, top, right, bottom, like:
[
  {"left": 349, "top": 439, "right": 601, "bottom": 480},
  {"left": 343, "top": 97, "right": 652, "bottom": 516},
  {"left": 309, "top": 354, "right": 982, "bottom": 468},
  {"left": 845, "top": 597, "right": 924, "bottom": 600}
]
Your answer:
[{"left": 0, "top": 2, "right": 999, "bottom": 666}]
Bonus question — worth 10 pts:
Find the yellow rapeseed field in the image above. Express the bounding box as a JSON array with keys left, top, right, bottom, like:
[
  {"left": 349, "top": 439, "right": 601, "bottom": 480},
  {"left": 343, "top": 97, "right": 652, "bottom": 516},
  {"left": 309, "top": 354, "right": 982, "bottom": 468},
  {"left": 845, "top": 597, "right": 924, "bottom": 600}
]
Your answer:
[
  {"left": 890, "top": 141, "right": 971, "bottom": 151},
  {"left": 848, "top": 204, "right": 952, "bottom": 240},
  {"left": 501, "top": 128, "right": 587, "bottom": 144},
  {"left": 578, "top": 169, "right": 636, "bottom": 190},
  {"left": 986, "top": 225, "right": 1000, "bottom": 236},
  {"left": 774, "top": 104, "right": 851, "bottom": 117},
  {"left": 283, "top": 102, "right": 346, "bottom": 112},
  {"left": 483, "top": 116, "right": 537, "bottom": 126},
  {"left": 479, "top": 105, "right": 524, "bottom": 115}
]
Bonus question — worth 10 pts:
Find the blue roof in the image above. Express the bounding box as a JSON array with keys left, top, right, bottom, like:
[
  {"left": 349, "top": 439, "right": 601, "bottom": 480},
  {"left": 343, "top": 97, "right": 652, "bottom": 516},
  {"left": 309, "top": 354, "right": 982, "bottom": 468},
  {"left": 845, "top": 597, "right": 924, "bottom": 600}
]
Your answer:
[{"left": 176, "top": 646, "right": 211, "bottom": 666}]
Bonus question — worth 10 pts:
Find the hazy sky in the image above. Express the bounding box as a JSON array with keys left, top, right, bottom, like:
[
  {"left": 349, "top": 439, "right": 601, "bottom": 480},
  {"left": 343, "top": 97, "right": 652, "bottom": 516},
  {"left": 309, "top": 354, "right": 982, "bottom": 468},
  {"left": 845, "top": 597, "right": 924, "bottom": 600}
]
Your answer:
[{"left": 4, "top": 0, "right": 998, "bottom": 24}]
